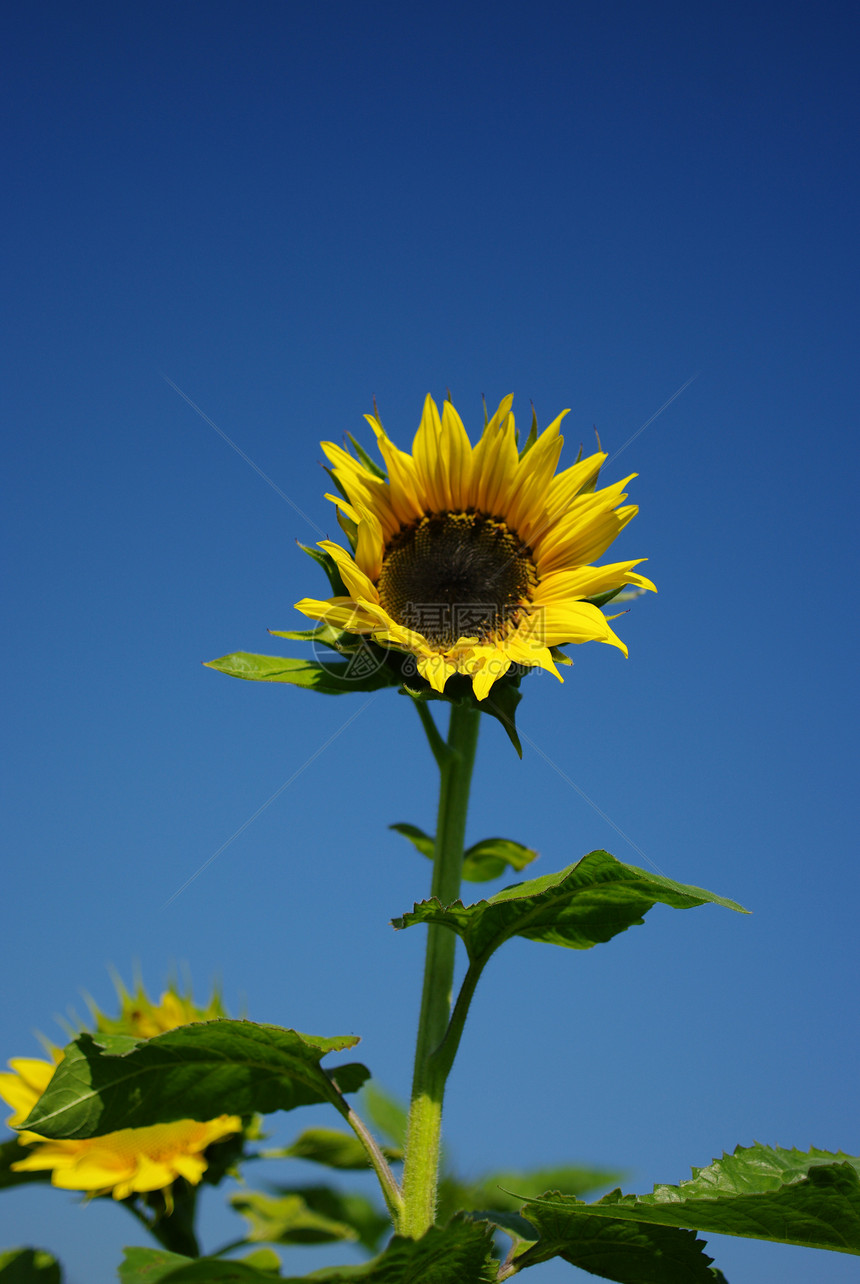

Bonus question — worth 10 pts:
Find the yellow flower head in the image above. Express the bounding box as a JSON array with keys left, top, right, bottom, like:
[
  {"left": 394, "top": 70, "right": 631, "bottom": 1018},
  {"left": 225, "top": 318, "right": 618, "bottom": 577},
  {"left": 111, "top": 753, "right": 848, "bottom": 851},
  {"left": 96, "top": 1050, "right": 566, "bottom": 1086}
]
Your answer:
[
  {"left": 0, "top": 984, "right": 241, "bottom": 1204},
  {"left": 295, "top": 395, "right": 655, "bottom": 700}
]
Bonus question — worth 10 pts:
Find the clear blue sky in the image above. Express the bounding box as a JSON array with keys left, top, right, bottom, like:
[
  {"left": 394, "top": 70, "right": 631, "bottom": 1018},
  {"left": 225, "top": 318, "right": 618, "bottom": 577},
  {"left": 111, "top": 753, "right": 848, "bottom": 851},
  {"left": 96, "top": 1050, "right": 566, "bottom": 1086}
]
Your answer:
[{"left": 3, "top": 3, "right": 858, "bottom": 1281}]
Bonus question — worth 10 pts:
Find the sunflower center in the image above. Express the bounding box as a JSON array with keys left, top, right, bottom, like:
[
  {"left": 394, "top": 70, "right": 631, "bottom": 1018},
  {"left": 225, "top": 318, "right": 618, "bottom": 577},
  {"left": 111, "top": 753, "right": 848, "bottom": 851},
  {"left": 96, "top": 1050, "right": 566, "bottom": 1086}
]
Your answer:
[{"left": 377, "top": 512, "right": 536, "bottom": 649}]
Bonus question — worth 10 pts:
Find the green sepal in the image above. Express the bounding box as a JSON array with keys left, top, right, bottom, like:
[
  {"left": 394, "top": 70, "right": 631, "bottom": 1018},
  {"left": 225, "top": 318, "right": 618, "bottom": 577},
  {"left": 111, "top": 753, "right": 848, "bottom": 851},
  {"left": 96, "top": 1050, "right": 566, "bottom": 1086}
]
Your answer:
[
  {"left": 336, "top": 506, "right": 359, "bottom": 548},
  {"left": 322, "top": 464, "right": 351, "bottom": 505},
  {"left": 297, "top": 542, "right": 348, "bottom": 596},
  {"left": 391, "top": 824, "right": 537, "bottom": 883},
  {"left": 522, "top": 1144, "right": 860, "bottom": 1257},
  {"left": 392, "top": 850, "right": 748, "bottom": 964},
  {"left": 230, "top": 1188, "right": 359, "bottom": 1245},
  {"left": 0, "top": 1138, "right": 53, "bottom": 1191},
  {"left": 19, "top": 1020, "right": 369, "bottom": 1139},
  {"left": 0, "top": 1248, "right": 62, "bottom": 1283},
  {"left": 204, "top": 653, "right": 402, "bottom": 694},
  {"left": 400, "top": 675, "right": 524, "bottom": 757},
  {"left": 200, "top": 1125, "right": 249, "bottom": 1188},
  {"left": 517, "top": 404, "right": 539, "bottom": 459},
  {"left": 346, "top": 432, "right": 386, "bottom": 480},
  {"left": 118, "top": 1248, "right": 279, "bottom": 1282},
  {"left": 482, "top": 679, "right": 524, "bottom": 757},
  {"left": 585, "top": 586, "right": 629, "bottom": 610},
  {"left": 511, "top": 1207, "right": 726, "bottom": 1282},
  {"left": 268, "top": 623, "right": 344, "bottom": 645},
  {"left": 272, "top": 1125, "right": 402, "bottom": 1169}
]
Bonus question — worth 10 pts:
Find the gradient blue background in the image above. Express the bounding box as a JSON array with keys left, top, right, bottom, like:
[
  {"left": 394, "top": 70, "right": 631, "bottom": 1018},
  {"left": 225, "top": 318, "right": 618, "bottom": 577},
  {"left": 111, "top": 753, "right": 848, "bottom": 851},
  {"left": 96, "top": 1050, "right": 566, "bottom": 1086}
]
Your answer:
[{"left": 3, "top": 3, "right": 858, "bottom": 1281}]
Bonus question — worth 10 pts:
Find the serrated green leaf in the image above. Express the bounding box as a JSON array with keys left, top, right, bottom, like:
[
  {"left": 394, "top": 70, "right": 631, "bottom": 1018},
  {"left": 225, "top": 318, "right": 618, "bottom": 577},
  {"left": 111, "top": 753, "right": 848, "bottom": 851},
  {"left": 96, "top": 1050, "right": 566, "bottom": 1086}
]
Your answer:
[
  {"left": 524, "top": 1144, "right": 860, "bottom": 1256},
  {"left": 269, "top": 1185, "right": 391, "bottom": 1253},
  {"left": 0, "top": 1139, "right": 52, "bottom": 1191},
  {"left": 0, "top": 1248, "right": 62, "bottom": 1284},
  {"left": 231, "top": 1189, "right": 358, "bottom": 1244},
  {"left": 512, "top": 1208, "right": 726, "bottom": 1282},
  {"left": 204, "top": 653, "right": 401, "bottom": 694},
  {"left": 461, "top": 1207, "right": 539, "bottom": 1247},
  {"left": 390, "top": 826, "right": 537, "bottom": 884},
  {"left": 20, "top": 1020, "right": 367, "bottom": 1139},
  {"left": 272, "top": 1217, "right": 496, "bottom": 1282},
  {"left": 277, "top": 1126, "right": 402, "bottom": 1169},
  {"left": 392, "top": 850, "right": 747, "bottom": 964},
  {"left": 118, "top": 1248, "right": 278, "bottom": 1283},
  {"left": 464, "top": 1166, "right": 624, "bottom": 1214}
]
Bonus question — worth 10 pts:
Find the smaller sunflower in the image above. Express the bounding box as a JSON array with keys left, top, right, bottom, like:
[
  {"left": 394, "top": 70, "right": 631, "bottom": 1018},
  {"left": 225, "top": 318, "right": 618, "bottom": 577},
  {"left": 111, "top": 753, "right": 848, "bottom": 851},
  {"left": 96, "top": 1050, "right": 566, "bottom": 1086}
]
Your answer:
[
  {"left": 296, "top": 394, "right": 655, "bottom": 700},
  {"left": 0, "top": 984, "right": 242, "bottom": 1204}
]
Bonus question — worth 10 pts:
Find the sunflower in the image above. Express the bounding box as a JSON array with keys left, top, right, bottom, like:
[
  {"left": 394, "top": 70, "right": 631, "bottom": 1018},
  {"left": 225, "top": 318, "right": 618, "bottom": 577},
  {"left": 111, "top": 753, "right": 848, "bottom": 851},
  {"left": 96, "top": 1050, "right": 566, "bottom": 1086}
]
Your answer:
[
  {"left": 0, "top": 986, "right": 242, "bottom": 1204},
  {"left": 295, "top": 394, "right": 655, "bottom": 701}
]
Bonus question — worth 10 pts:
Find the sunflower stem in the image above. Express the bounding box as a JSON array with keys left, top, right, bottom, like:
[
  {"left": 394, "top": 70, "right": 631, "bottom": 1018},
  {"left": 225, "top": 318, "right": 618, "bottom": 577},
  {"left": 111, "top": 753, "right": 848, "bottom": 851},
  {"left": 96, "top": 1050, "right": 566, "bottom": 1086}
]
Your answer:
[
  {"left": 401, "top": 700, "right": 481, "bottom": 1238},
  {"left": 415, "top": 700, "right": 448, "bottom": 769}
]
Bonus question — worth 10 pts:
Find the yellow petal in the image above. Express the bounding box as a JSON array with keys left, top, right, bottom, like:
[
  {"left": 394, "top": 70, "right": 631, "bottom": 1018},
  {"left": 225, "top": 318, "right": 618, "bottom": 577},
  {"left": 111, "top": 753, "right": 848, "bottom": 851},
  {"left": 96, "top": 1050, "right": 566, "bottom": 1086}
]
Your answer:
[{"left": 535, "top": 560, "right": 656, "bottom": 602}]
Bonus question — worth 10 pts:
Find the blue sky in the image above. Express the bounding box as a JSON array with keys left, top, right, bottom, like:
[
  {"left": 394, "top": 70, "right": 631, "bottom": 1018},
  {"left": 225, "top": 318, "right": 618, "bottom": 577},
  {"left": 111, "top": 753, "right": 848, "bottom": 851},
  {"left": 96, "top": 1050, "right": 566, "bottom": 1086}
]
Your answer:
[{"left": 2, "top": 3, "right": 858, "bottom": 1281}]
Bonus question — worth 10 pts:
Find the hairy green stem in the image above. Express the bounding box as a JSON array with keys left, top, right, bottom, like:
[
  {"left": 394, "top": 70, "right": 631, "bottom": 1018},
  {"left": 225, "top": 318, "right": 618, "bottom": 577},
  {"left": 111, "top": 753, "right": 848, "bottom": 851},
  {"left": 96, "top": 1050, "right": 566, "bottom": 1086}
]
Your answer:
[
  {"left": 342, "top": 1101, "right": 404, "bottom": 1224},
  {"left": 320, "top": 1070, "right": 404, "bottom": 1227},
  {"left": 401, "top": 700, "right": 481, "bottom": 1237}
]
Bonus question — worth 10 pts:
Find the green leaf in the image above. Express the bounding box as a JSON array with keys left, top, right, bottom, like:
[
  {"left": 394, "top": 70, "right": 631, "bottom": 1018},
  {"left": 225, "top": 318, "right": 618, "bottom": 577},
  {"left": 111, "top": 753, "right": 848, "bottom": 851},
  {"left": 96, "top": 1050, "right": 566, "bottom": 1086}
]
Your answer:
[
  {"left": 390, "top": 822, "right": 435, "bottom": 861},
  {"left": 118, "top": 1248, "right": 279, "bottom": 1283},
  {"left": 359, "top": 1082, "right": 408, "bottom": 1150},
  {"left": 524, "top": 1144, "right": 860, "bottom": 1256},
  {"left": 230, "top": 1189, "right": 358, "bottom": 1245},
  {"left": 20, "top": 1020, "right": 368, "bottom": 1140},
  {"left": 392, "top": 850, "right": 747, "bottom": 965},
  {"left": 512, "top": 1208, "right": 726, "bottom": 1282},
  {"left": 461, "top": 838, "right": 538, "bottom": 883},
  {"left": 272, "top": 1217, "right": 496, "bottom": 1281},
  {"left": 204, "top": 653, "right": 401, "bottom": 694},
  {"left": 0, "top": 1139, "right": 52, "bottom": 1191},
  {"left": 442, "top": 1166, "right": 623, "bottom": 1219},
  {"left": 268, "top": 1185, "right": 391, "bottom": 1253},
  {"left": 390, "top": 826, "right": 538, "bottom": 884},
  {"left": 0, "top": 1248, "right": 62, "bottom": 1284},
  {"left": 237, "top": 1252, "right": 282, "bottom": 1275},
  {"left": 277, "top": 1126, "right": 402, "bottom": 1169}
]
